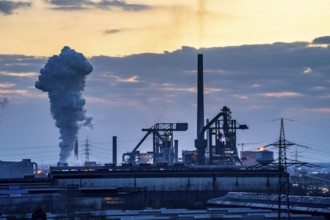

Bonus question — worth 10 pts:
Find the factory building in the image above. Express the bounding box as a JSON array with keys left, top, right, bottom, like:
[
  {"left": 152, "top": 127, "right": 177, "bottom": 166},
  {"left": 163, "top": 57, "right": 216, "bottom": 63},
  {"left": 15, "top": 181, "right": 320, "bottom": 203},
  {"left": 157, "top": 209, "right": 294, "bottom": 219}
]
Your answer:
[{"left": 0, "top": 159, "right": 37, "bottom": 179}]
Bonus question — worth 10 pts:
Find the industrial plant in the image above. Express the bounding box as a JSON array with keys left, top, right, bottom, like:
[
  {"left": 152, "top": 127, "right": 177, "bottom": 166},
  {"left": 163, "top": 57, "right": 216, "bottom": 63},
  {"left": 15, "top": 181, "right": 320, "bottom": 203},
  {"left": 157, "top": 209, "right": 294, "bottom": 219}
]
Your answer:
[{"left": 0, "top": 53, "right": 329, "bottom": 219}]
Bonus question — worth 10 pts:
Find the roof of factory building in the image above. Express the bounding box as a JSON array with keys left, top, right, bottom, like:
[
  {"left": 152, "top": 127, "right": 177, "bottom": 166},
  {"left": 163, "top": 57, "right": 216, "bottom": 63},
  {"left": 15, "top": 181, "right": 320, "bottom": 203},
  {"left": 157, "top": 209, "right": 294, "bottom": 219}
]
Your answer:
[
  {"left": 208, "top": 192, "right": 330, "bottom": 215},
  {"left": 39, "top": 207, "right": 325, "bottom": 219}
]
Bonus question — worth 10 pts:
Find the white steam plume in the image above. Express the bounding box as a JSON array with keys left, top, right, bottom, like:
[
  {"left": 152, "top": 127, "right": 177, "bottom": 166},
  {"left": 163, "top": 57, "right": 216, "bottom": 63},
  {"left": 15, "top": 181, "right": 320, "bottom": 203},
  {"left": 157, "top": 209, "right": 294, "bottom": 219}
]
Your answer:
[{"left": 35, "top": 46, "right": 93, "bottom": 163}]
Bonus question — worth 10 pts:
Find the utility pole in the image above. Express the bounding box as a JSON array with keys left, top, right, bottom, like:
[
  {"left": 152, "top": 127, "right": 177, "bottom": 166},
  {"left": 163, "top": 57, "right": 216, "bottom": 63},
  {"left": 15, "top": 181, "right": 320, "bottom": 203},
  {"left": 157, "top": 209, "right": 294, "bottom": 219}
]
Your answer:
[
  {"left": 84, "top": 137, "right": 90, "bottom": 162},
  {"left": 277, "top": 118, "right": 292, "bottom": 220},
  {"left": 265, "top": 118, "right": 293, "bottom": 220},
  {"left": 255, "top": 118, "right": 315, "bottom": 219}
]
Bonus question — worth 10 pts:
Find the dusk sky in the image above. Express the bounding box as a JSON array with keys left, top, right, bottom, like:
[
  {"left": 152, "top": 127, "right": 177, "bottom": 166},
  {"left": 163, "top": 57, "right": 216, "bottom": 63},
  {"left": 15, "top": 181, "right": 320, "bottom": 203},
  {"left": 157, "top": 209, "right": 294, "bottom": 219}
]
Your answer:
[{"left": 0, "top": 0, "right": 329, "bottom": 165}]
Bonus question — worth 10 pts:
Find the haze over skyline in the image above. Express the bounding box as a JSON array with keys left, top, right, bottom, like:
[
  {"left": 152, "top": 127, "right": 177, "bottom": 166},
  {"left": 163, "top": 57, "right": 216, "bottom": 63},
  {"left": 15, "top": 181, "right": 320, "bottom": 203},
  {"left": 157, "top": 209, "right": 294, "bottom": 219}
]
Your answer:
[{"left": 0, "top": 0, "right": 329, "bottom": 165}]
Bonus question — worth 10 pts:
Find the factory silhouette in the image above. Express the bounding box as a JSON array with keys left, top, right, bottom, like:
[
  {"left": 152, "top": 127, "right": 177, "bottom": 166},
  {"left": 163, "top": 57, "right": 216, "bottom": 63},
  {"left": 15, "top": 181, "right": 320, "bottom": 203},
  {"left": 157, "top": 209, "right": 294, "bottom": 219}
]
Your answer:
[{"left": 0, "top": 49, "right": 329, "bottom": 219}]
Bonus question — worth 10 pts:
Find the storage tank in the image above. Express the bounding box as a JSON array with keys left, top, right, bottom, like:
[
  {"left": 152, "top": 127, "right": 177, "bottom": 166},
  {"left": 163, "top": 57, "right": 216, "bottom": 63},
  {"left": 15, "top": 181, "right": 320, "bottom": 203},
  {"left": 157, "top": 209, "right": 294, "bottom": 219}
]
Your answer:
[{"left": 256, "top": 150, "right": 274, "bottom": 164}]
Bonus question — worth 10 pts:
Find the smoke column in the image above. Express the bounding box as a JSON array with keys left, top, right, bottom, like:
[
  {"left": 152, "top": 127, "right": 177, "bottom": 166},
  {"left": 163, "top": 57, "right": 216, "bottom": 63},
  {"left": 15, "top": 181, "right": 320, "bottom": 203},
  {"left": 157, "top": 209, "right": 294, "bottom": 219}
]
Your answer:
[
  {"left": 35, "top": 46, "right": 93, "bottom": 163},
  {"left": 0, "top": 97, "right": 9, "bottom": 123}
]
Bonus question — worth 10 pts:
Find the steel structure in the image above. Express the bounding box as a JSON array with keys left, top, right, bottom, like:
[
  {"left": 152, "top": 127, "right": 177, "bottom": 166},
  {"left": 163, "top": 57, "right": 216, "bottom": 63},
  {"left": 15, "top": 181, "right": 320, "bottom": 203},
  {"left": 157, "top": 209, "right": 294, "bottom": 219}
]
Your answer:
[
  {"left": 204, "top": 106, "right": 248, "bottom": 165},
  {"left": 272, "top": 118, "right": 293, "bottom": 220},
  {"left": 195, "top": 54, "right": 207, "bottom": 165},
  {"left": 249, "top": 118, "right": 319, "bottom": 219},
  {"left": 84, "top": 137, "right": 91, "bottom": 162},
  {"left": 123, "top": 123, "right": 188, "bottom": 165},
  {"left": 194, "top": 54, "right": 248, "bottom": 165}
]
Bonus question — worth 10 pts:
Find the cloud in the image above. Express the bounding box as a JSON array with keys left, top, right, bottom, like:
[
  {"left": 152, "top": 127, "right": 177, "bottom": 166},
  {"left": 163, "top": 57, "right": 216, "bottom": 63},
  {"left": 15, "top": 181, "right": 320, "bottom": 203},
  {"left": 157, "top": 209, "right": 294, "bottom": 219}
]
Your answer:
[
  {"left": 318, "top": 94, "right": 330, "bottom": 99},
  {"left": 233, "top": 94, "right": 248, "bottom": 100},
  {"left": 260, "top": 92, "right": 303, "bottom": 98},
  {"left": 44, "top": 0, "right": 91, "bottom": 10},
  {"left": 0, "top": 89, "right": 30, "bottom": 96},
  {"left": 312, "top": 36, "right": 330, "bottom": 45},
  {"left": 0, "top": 83, "right": 16, "bottom": 88},
  {"left": 0, "top": 55, "right": 47, "bottom": 99},
  {"left": 95, "top": 0, "right": 152, "bottom": 11},
  {"left": 104, "top": 29, "right": 123, "bottom": 35},
  {"left": 45, "top": 0, "right": 152, "bottom": 11},
  {"left": 0, "top": 1, "right": 31, "bottom": 15},
  {"left": 2, "top": 36, "right": 330, "bottom": 120},
  {"left": 85, "top": 95, "right": 112, "bottom": 105},
  {"left": 0, "top": 55, "right": 46, "bottom": 73},
  {"left": 114, "top": 75, "right": 139, "bottom": 83},
  {"left": 305, "top": 107, "right": 330, "bottom": 113},
  {"left": 154, "top": 85, "right": 222, "bottom": 94},
  {"left": 312, "top": 86, "right": 326, "bottom": 90},
  {"left": 303, "top": 67, "right": 312, "bottom": 74},
  {"left": 250, "top": 84, "right": 261, "bottom": 88},
  {"left": 0, "top": 71, "right": 37, "bottom": 77},
  {"left": 46, "top": 0, "right": 88, "bottom": 6},
  {"left": 160, "top": 86, "right": 196, "bottom": 93},
  {"left": 85, "top": 40, "right": 330, "bottom": 119},
  {"left": 2, "top": 37, "right": 330, "bottom": 164},
  {"left": 205, "top": 88, "right": 223, "bottom": 94}
]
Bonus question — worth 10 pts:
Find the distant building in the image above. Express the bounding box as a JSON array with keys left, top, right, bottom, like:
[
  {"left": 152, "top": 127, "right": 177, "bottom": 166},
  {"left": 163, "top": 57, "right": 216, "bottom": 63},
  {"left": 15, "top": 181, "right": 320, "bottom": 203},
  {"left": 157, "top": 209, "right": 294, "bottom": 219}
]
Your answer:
[
  {"left": 84, "top": 161, "right": 97, "bottom": 166},
  {"left": 241, "top": 151, "right": 259, "bottom": 166},
  {"left": 241, "top": 150, "right": 274, "bottom": 166},
  {"left": 0, "top": 159, "right": 36, "bottom": 178}
]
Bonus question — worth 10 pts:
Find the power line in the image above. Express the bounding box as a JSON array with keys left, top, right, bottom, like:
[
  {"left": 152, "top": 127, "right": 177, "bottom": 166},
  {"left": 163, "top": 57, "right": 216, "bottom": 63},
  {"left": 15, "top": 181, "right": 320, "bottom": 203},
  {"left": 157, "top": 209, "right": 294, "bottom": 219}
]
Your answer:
[
  {"left": 288, "top": 119, "right": 330, "bottom": 129},
  {"left": 0, "top": 145, "right": 58, "bottom": 150}
]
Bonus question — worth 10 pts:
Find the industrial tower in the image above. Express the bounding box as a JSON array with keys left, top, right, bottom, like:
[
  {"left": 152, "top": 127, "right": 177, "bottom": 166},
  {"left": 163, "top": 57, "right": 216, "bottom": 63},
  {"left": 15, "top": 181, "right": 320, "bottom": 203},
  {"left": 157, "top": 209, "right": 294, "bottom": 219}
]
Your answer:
[
  {"left": 194, "top": 54, "right": 248, "bottom": 165},
  {"left": 123, "top": 123, "right": 188, "bottom": 165}
]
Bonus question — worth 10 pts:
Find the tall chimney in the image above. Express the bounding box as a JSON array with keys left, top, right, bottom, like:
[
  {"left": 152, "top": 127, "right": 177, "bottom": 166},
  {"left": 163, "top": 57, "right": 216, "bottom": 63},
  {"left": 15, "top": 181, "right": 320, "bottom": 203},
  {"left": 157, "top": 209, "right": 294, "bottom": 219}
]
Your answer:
[
  {"left": 197, "top": 54, "right": 204, "bottom": 139},
  {"left": 112, "top": 136, "right": 117, "bottom": 165},
  {"left": 174, "top": 140, "right": 179, "bottom": 163},
  {"left": 195, "top": 54, "right": 207, "bottom": 165}
]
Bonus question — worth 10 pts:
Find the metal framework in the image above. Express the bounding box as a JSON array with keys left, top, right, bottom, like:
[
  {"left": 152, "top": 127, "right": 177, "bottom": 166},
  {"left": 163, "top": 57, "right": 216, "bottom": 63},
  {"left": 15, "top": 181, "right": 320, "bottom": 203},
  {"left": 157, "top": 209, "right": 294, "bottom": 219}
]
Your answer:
[
  {"left": 84, "top": 137, "right": 91, "bottom": 162},
  {"left": 275, "top": 119, "right": 292, "bottom": 220},
  {"left": 249, "top": 118, "right": 319, "bottom": 219},
  {"left": 205, "top": 106, "right": 248, "bottom": 165},
  {"left": 123, "top": 123, "right": 188, "bottom": 165}
]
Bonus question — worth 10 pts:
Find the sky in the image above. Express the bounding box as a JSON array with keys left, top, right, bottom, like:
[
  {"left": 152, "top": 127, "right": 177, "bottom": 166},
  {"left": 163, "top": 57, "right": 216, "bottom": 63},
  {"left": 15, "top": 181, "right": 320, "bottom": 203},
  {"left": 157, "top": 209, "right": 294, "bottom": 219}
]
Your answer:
[{"left": 0, "top": 0, "right": 330, "bottom": 165}]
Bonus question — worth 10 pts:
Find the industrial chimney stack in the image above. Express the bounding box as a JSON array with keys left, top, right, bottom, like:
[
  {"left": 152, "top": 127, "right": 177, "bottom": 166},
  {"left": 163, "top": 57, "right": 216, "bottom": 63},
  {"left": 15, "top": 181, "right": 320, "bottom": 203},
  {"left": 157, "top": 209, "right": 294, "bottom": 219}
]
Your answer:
[
  {"left": 195, "top": 54, "right": 207, "bottom": 165},
  {"left": 197, "top": 54, "right": 204, "bottom": 139}
]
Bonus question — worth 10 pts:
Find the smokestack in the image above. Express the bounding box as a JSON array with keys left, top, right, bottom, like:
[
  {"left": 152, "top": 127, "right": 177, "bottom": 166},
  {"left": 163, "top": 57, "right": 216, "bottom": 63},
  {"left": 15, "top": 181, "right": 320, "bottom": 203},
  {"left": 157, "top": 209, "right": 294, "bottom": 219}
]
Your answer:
[
  {"left": 74, "top": 140, "right": 78, "bottom": 160},
  {"left": 195, "top": 54, "right": 207, "bottom": 165},
  {"left": 112, "top": 136, "right": 117, "bottom": 165},
  {"left": 174, "top": 140, "right": 178, "bottom": 163},
  {"left": 197, "top": 54, "right": 204, "bottom": 139}
]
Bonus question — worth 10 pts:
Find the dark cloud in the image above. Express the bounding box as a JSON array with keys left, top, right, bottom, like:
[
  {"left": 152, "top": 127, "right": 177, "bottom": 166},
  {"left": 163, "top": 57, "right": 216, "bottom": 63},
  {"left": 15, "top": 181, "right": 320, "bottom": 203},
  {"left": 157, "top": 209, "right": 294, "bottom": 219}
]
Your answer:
[
  {"left": 45, "top": 0, "right": 152, "bottom": 11},
  {"left": 0, "top": 55, "right": 45, "bottom": 90},
  {"left": 312, "top": 36, "right": 330, "bottom": 45},
  {"left": 87, "top": 42, "right": 330, "bottom": 117},
  {"left": 2, "top": 41, "right": 330, "bottom": 108},
  {"left": 96, "top": 0, "right": 152, "bottom": 11},
  {"left": 44, "top": 0, "right": 91, "bottom": 10},
  {"left": 0, "top": 1, "right": 31, "bottom": 15},
  {"left": 47, "top": 0, "right": 88, "bottom": 5},
  {"left": 0, "top": 55, "right": 45, "bottom": 73},
  {"left": 104, "top": 29, "right": 123, "bottom": 34},
  {"left": 2, "top": 39, "right": 330, "bottom": 163}
]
